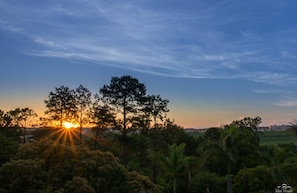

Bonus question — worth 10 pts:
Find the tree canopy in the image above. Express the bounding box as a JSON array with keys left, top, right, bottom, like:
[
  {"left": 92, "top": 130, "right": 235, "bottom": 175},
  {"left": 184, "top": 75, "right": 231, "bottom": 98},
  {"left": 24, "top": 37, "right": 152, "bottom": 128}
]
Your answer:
[
  {"left": 2, "top": 75, "right": 297, "bottom": 193},
  {"left": 100, "top": 75, "right": 147, "bottom": 131},
  {"left": 44, "top": 86, "right": 77, "bottom": 127}
]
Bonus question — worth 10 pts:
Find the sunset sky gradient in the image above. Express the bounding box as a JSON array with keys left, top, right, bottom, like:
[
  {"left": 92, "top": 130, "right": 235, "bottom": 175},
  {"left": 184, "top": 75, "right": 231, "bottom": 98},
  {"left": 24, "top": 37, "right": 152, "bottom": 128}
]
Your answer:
[{"left": 1, "top": 0, "right": 297, "bottom": 128}]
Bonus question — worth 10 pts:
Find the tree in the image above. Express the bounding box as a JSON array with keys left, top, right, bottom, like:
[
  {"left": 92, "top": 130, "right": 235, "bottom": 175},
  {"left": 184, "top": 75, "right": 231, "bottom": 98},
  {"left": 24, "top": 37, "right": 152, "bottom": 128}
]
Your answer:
[
  {"left": 0, "top": 139, "right": 160, "bottom": 193},
  {"left": 44, "top": 86, "right": 77, "bottom": 128},
  {"left": 199, "top": 125, "right": 261, "bottom": 176},
  {"left": 198, "top": 140, "right": 232, "bottom": 176},
  {"left": 63, "top": 176, "right": 95, "bottom": 193},
  {"left": 18, "top": 107, "right": 37, "bottom": 143},
  {"left": 1, "top": 108, "right": 37, "bottom": 142},
  {"left": 142, "top": 95, "right": 169, "bottom": 127},
  {"left": 91, "top": 94, "right": 117, "bottom": 149},
  {"left": 0, "top": 159, "right": 46, "bottom": 192},
  {"left": 231, "top": 116, "right": 262, "bottom": 131},
  {"left": 204, "top": 127, "right": 223, "bottom": 142},
  {"left": 259, "top": 144, "right": 297, "bottom": 186},
  {"left": 233, "top": 166, "right": 273, "bottom": 193},
  {"left": 0, "top": 109, "right": 4, "bottom": 127},
  {"left": 3, "top": 108, "right": 24, "bottom": 128},
  {"left": 192, "top": 171, "right": 225, "bottom": 193},
  {"left": 223, "top": 125, "right": 261, "bottom": 173},
  {"left": 130, "top": 114, "right": 151, "bottom": 129},
  {"left": 0, "top": 132, "right": 18, "bottom": 166},
  {"left": 75, "top": 85, "right": 92, "bottom": 142},
  {"left": 158, "top": 143, "right": 190, "bottom": 193},
  {"left": 100, "top": 75, "right": 146, "bottom": 133},
  {"left": 288, "top": 119, "right": 297, "bottom": 136}
]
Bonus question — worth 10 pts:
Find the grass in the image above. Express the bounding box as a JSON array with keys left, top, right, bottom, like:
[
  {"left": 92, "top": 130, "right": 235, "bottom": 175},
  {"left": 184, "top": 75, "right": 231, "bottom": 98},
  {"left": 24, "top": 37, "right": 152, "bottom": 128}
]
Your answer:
[
  {"left": 259, "top": 130, "right": 297, "bottom": 146},
  {"left": 188, "top": 129, "right": 297, "bottom": 146}
]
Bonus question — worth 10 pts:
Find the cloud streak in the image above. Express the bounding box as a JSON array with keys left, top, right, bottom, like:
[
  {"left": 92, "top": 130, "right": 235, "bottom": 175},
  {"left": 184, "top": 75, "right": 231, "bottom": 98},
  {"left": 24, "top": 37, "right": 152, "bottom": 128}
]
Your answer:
[
  {"left": 1, "top": 0, "right": 297, "bottom": 85},
  {"left": 275, "top": 97, "right": 297, "bottom": 107}
]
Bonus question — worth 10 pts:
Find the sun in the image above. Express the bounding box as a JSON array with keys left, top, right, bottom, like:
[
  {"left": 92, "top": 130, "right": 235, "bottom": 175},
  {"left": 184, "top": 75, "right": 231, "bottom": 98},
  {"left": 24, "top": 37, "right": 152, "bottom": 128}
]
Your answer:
[
  {"left": 56, "top": 121, "right": 80, "bottom": 146},
  {"left": 63, "top": 121, "right": 79, "bottom": 129},
  {"left": 41, "top": 121, "right": 82, "bottom": 156}
]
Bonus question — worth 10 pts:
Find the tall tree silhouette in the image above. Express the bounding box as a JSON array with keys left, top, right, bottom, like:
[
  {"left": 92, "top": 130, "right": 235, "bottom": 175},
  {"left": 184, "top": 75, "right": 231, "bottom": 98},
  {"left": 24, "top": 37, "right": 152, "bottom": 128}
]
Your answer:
[
  {"left": 100, "top": 75, "right": 146, "bottom": 134},
  {"left": 142, "top": 94, "right": 169, "bottom": 127},
  {"left": 19, "top": 108, "right": 37, "bottom": 143},
  {"left": 75, "top": 85, "right": 92, "bottom": 142},
  {"left": 231, "top": 116, "right": 262, "bottom": 131},
  {"left": 2, "top": 108, "right": 37, "bottom": 142},
  {"left": 91, "top": 94, "right": 116, "bottom": 149},
  {"left": 44, "top": 86, "right": 77, "bottom": 128},
  {"left": 0, "top": 109, "right": 5, "bottom": 127}
]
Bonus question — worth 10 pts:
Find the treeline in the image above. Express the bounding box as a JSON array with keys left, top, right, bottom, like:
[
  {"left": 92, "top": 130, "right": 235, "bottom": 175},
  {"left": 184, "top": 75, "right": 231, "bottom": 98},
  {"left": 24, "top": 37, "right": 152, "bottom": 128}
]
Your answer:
[
  {"left": 42, "top": 75, "right": 170, "bottom": 131},
  {"left": 1, "top": 75, "right": 297, "bottom": 193},
  {"left": 0, "top": 75, "right": 170, "bottom": 143}
]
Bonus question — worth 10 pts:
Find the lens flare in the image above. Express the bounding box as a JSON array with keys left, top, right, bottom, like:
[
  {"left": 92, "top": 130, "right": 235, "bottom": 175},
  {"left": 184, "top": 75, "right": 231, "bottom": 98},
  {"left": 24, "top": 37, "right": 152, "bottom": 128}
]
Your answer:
[{"left": 63, "top": 122, "right": 79, "bottom": 129}]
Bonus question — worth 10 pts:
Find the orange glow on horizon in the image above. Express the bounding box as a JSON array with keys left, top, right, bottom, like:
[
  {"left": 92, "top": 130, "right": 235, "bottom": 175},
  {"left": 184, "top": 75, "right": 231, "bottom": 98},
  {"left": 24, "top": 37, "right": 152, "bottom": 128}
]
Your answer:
[
  {"left": 41, "top": 120, "right": 82, "bottom": 154},
  {"left": 63, "top": 121, "right": 79, "bottom": 129}
]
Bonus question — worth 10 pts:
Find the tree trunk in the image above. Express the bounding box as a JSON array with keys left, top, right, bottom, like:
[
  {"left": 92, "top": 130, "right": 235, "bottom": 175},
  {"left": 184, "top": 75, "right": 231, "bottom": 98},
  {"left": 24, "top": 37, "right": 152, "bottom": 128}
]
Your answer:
[
  {"left": 173, "top": 177, "right": 177, "bottom": 193},
  {"left": 93, "top": 129, "right": 99, "bottom": 149},
  {"left": 227, "top": 175, "right": 232, "bottom": 193},
  {"left": 60, "top": 109, "right": 63, "bottom": 128},
  {"left": 80, "top": 109, "right": 82, "bottom": 144},
  {"left": 188, "top": 171, "right": 192, "bottom": 192},
  {"left": 23, "top": 128, "right": 26, "bottom": 143},
  {"left": 122, "top": 98, "right": 128, "bottom": 165},
  {"left": 123, "top": 98, "right": 126, "bottom": 131}
]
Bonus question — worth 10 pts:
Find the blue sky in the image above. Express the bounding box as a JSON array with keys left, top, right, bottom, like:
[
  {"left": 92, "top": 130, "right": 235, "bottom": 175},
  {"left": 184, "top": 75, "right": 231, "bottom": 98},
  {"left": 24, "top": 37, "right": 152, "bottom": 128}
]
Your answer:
[{"left": 1, "top": 0, "right": 297, "bottom": 128}]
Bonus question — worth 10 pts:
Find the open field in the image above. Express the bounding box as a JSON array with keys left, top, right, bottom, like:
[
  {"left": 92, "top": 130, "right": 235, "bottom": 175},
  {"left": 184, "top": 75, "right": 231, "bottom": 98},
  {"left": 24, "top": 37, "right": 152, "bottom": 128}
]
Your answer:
[
  {"left": 188, "top": 130, "right": 297, "bottom": 146},
  {"left": 259, "top": 130, "right": 297, "bottom": 146}
]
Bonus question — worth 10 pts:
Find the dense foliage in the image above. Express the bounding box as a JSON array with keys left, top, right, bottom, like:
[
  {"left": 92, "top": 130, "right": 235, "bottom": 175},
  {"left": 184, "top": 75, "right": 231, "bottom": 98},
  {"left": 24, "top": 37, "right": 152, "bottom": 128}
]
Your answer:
[
  {"left": 0, "top": 139, "right": 159, "bottom": 193},
  {"left": 1, "top": 75, "right": 297, "bottom": 193}
]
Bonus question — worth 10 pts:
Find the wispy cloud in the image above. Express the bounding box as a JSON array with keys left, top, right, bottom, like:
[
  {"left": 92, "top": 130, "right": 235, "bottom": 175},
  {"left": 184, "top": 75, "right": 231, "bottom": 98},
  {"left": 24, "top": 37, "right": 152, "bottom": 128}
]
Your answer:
[
  {"left": 275, "top": 97, "right": 297, "bottom": 107},
  {"left": 253, "top": 89, "right": 283, "bottom": 94},
  {"left": 242, "top": 71, "right": 297, "bottom": 86},
  {"left": 1, "top": 0, "right": 297, "bottom": 86}
]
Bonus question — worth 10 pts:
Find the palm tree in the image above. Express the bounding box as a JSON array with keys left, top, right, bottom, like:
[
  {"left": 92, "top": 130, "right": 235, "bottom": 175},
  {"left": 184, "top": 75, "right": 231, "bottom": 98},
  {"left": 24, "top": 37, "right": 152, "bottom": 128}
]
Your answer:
[{"left": 158, "top": 143, "right": 190, "bottom": 193}]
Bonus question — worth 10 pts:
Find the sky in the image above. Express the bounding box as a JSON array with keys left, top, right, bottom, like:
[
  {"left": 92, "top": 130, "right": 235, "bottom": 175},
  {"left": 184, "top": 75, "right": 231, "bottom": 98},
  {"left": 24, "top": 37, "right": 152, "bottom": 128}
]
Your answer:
[{"left": 1, "top": 0, "right": 297, "bottom": 129}]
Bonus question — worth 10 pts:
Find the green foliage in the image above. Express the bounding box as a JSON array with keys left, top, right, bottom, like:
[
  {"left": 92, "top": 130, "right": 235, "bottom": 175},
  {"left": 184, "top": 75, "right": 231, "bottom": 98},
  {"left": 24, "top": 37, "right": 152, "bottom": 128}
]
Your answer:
[
  {"left": 198, "top": 141, "right": 231, "bottom": 175},
  {"left": 5, "top": 77, "right": 297, "bottom": 193},
  {"left": 157, "top": 143, "right": 191, "bottom": 193},
  {"left": 199, "top": 126, "right": 262, "bottom": 175},
  {"left": 63, "top": 176, "right": 95, "bottom": 193},
  {"left": 0, "top": 139, "right": 160, "bottom": 193},
  {"left": 0, "top": 132, "right": 18, "bottom": 166},
  {"left": 191, "top": 171, "right": 225, "bottom": 193},
  {"left": 233, "top": 166, "right": 273, "bottom": 193},
  {"left": 127, "top": 171, "right": 160, "bottom": 193},
  {"left": 280, "top": 162, "right": 297, "bottom": 186},
  {"left": 0, "top": 159, "right": 46, "bottom": 192},
  {"left": 204, "top": 127, "right": 223, "bottom": 142},
  {"left": 223, "top": 125, "right": 261, "bottom": 172}
]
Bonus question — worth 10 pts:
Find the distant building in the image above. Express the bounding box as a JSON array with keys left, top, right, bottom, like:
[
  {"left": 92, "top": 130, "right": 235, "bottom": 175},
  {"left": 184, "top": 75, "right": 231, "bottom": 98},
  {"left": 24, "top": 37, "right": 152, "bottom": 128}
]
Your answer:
[{"left": 269, "top": 125, "right": 290, "bottom": 131}]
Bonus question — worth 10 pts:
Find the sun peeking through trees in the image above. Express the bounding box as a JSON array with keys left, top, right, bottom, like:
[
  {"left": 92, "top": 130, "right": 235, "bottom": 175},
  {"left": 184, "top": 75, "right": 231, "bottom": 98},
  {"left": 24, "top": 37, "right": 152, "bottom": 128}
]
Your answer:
[
  {"left": 63, "top": 121, "right": 79, "bottom": 129},
  {"left": 4, "top": 75, "right": 295, "bottom": 193},
  {"left": 43, "top": 75, "right": 170, "bottom": 148}
]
